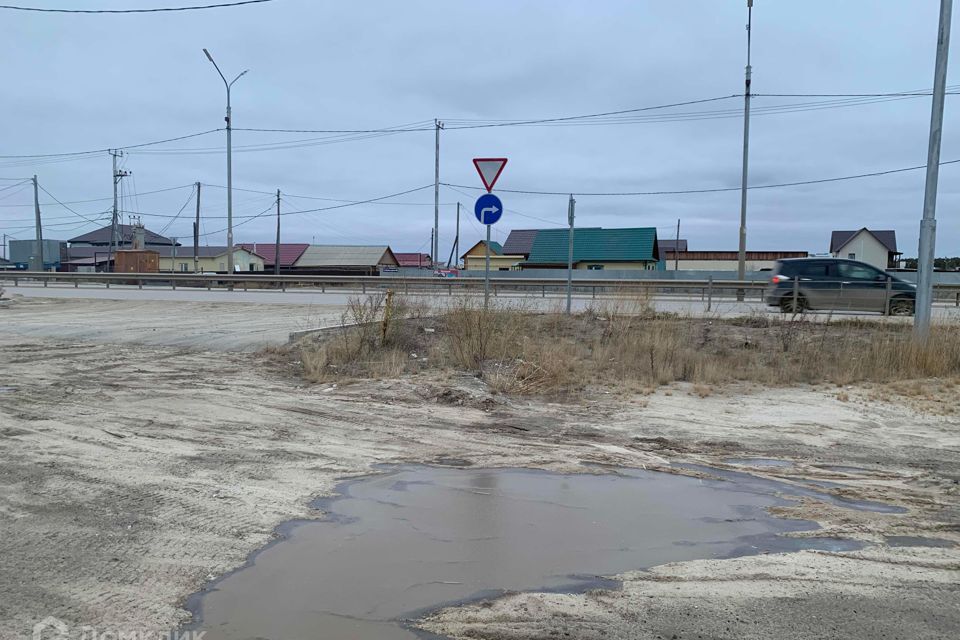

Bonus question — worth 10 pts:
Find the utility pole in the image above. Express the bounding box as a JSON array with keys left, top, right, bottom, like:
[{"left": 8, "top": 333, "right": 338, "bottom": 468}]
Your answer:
[
  {"left": 32, "top": 175, "right": 43, "bottom": 271},
  {"left": 194, "top": 182, "right": 201, "bottom": 273},
  {"left": 566, "top": 194, "right": 576, "bottom": 314},
  {"left": 446, "top": 202, "right": 462, "bottom": 268},
  {"left": 736, "top": 0, "right": 754, "bottom": 300},
  {"left": 915, "top": 0, "right": 953, "bottom": 338},
  {"left": 274, "top": 189, "right": 281, "bottom": 275},
  {"left": 453, "top": 202, "right": 460, "bottom": 267},
  {"left": 674, "top": 218, "right": 681, "bottom": 271},
  {"left": 433, "top": 119, "right": 442, "bottom": 266},
  {"left": 109, "top": 150, "right": 130, "bottom": 273}
]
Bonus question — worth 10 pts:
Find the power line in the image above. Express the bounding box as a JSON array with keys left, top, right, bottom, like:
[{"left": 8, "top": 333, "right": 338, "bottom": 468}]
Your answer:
[
  {"left": 158, "top": 185, "right": 196, "bottom": 235},
  {"left": 441, "top": 158, "right": 960, "bottom": 197},
  {"left": 274, "top": 185, "right": 435, "bottom": 216},
  {"left": 0, "top": 0, "right": 273, "bottom": 13},
  {"left": 37, "top": 183, "right": 109, "bottom": 225},
  {"left": 0, "top": 129, "right": 223, "bottom": 159}
]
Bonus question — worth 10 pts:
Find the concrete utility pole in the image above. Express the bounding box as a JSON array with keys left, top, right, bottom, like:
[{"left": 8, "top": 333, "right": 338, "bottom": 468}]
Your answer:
[
  {"left": 566, "top": 194, "right": 576, "bottom": 314},
  {"left": 454, "top": 201, "right": 460, "bottom": 267},
  {"left": 108, "top": 150, "right": 130, "bottom": 273},
  {"left": 915, "top": 0, "right": 953, "bottom": 338},
  {"left": 32, "top": 175, "right": 43, "bottom": 271},
  {"left": 736, "top": 0, "right": 754, "bottom": 300},
  {"left": 194, "top": 182, "right": 201, "bottom": 274},
  {"left": 203, "top": 48, "right": 248, "bottom": 275},
  {"left": 433, "top": 119, "right": 443, "bottom": 267},
  {"left": 274, "top": 189, "right": 281, "bottom": 275}
]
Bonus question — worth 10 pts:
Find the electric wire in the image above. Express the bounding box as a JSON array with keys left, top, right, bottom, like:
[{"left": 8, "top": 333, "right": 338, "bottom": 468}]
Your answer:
[
  {"left": 442, "top": 158, "right": 960, "bottom": 197},
  {"left": 0, "top": 0, "right": 273, "bottom": 13}
]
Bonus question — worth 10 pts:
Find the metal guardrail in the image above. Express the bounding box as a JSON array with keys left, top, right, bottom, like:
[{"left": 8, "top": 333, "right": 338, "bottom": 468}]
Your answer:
[{"left": 2, "top": 271, "right": 959, "bottom": 307}]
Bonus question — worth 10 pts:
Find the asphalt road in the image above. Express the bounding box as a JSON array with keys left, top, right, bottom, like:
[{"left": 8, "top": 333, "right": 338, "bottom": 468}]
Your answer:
[{"left": 3, "top": 283, "right": 959, "bottom": 322}]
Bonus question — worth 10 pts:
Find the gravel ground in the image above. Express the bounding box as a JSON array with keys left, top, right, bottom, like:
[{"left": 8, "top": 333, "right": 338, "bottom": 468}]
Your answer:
[{"left": 0, "top": 295, "right": 958, "bottom": 640}]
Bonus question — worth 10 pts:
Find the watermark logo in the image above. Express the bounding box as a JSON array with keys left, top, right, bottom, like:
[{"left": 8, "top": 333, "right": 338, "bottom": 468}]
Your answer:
[
  {"left": 33, "top": 617, "right": 68, "bottom": 640},
  {"left": 32, "top": 617, "right": 205, "bottom": 640}
]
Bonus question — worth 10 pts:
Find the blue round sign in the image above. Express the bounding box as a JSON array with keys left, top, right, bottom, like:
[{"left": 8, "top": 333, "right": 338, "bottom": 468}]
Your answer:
[{"left": 474, "top": 193, "right": 503, "bottom": 225}]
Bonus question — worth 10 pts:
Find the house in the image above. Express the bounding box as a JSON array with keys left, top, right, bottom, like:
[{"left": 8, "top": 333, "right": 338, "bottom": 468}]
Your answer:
[
  {"left": 659, "top": 239, "right": 688, "bottom": 253},
  {"left": 522, "top": 227, "right": 660, "bottom": 270},
  {"left": 237, "top": 243, "right": 309, "bottom": 272},
  {"left": 289, "top": 245, "right": 399, "bottom": 275},
  {"left": 830, "top": 229, "right": 900, "bottom": 269},
  {"left": 68, "top": 224, "right": 177, "bottom": 248},
  {"left": 661, "top": 250, "right": 808, "bottom": 271},
  {"left": 394, "top": 252, "right": 433, "bottom": 269},
  {"left": 501, "top": 229, "right": 541, "bottom": 259},
  {"left": 156, "top": 246, "right": 265, "bottom": 273},
  {"left": 461, "top": 240, "right": 525, "bottom": 271}
]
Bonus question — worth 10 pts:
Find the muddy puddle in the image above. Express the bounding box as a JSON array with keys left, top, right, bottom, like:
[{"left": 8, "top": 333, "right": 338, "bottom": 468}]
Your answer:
[{"left": 187, "top": 466, "right": 865, "bottom": 640}]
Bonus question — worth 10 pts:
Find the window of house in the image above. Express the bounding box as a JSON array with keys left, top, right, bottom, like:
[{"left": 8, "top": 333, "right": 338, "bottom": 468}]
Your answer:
[
  {"left": 249, "top": 264, "right": 256, "bottom": 272},
  {"left": 179, "top": 263, "right": 189, "bottom": 272},
  {"left": 586, "top": 264, "right": 604, "bottom": 270},
  {"left": 847, "top": 253, "right": 856, "bottom": 260},
  {"left": 219, "top": 262, "right": 225, "bottom": 271}
]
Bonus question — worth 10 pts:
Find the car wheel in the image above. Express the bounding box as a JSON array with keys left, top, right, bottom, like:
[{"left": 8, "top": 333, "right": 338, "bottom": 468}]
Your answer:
[
  {"left": 780, "top": 294, "right": 807, "bottom": 314},
  {"left": 889, "top": 297, "right": 915, "bottom": 316}
]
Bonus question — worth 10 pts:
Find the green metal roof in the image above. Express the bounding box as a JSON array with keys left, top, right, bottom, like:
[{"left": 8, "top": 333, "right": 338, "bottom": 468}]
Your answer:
[
  {"left": 487, "top": 241, "right": 504, "bottom": 255},
  {"left": 525, "top": 227, "right": 659, "bottom": 264}
]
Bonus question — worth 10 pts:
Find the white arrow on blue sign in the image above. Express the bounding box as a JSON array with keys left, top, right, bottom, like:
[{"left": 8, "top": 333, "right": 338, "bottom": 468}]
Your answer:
[{"left": 474, "top": 193, "right": 503, "bottom": 225}]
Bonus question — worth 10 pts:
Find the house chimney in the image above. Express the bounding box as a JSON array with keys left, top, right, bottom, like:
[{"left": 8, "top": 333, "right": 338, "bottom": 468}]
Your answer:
[{"left": 132, "top": 221, "right": 146, "bottom": 250}]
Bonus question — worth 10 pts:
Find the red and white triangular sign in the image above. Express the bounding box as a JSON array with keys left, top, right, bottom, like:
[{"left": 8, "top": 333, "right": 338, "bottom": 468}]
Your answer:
[{"left": 473, "top": 158, "right": 508, "bottom": 192}]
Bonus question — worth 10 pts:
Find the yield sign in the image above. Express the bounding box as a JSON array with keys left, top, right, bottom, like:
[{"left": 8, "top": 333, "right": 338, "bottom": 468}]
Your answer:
[{"left": 472, "top": 158, "right": 508, "bottom": 192}]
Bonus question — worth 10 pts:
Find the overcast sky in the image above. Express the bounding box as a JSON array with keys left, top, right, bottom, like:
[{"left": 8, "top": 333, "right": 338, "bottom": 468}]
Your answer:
[{"left": 1, "top": 0, "right": 958, "bottom": 259}]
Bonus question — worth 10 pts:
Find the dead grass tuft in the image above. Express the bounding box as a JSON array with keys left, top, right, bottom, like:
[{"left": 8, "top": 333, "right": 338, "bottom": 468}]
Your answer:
[{"left": 295, "top": 295, "right": 960, "bottom": 398}]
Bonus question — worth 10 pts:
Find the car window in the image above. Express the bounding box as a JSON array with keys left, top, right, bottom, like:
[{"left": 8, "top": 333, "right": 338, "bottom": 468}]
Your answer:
[
  {"left": 796, "top": 262, "right": 829, "bottom": 277},
  {"left": 837, "top": 262, "right": 879, "bottom": 280}
]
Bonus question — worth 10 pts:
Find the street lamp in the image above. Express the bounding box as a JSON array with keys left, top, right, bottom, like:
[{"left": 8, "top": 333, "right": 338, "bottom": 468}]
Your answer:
[{"left": 202, "top": 48, "right": 248, "bottom": 274}]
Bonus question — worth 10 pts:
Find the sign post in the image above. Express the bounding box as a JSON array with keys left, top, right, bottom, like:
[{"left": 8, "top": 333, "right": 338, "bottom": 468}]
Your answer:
[{"left": 472, "top": 158, "right": 508, "bottom": 310}]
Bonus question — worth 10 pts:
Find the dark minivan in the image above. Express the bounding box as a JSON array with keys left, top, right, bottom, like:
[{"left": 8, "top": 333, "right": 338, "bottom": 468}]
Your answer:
[{"left": 765, "top": 258, "right": 916, "bottom": 315}]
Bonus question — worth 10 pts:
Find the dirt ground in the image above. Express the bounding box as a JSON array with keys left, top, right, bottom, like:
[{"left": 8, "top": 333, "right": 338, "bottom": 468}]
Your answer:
[{"left": 0, "top": 296, "right": 958, "bottom": 640}]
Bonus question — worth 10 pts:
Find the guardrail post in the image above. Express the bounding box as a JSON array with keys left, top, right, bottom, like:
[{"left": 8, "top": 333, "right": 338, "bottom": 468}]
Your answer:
[
  {"left": 172, "top": 278, "right": 176, "bottom": 290},
  {"left": 884, "top": 276, "right": 892, "bottom": 316},
  {"left": 707, "top": 276, "right": 713, "bottom": 312},
  {"left": 43, "top": 279, "right": 48, "bottom": 288},
  {"left": 207, "top": 280, "right": 211, "bottom": 291},
  {"left": 106, "top": 281, "right": 110, "bottom": 289},
  {"left": 74, "top": 280, "right": 79, "bottom": 289},
  {"left": 13, "top": 277, "right": 17, "bottom": 287},
  {"left": 321, "top": 283, "right": 325, "bottom": 293},
  {"left": 792, "top": 277, "right": 799, "bottom": 311},
  {"left": 362, "top": 282, "right": 366, "bottom": 294},
  {"left": 542, "top": 284, "right": 546, "bottom": 298},
  {"left": 138, "top": 280, "right": 142, "bottom": 290}
]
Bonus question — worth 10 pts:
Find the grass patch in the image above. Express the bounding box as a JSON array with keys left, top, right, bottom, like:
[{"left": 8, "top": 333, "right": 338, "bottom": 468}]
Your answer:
[{"left": 295, "top": 295, "right": 960, "bottom": 396}]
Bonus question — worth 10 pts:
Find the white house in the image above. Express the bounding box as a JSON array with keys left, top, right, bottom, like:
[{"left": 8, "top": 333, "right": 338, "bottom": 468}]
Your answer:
[{"left": 829, "top": 229, "right": 900, "bottom": 270}]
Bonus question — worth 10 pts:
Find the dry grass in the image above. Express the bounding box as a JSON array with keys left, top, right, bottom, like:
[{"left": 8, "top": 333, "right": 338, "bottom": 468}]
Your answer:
[{"left": 295, "top": 295, "right": 960, "bottom": 397}]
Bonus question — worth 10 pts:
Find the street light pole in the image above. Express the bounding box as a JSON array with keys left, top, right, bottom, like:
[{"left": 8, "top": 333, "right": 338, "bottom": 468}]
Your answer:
[
  {"left": 203, "top": 48, "right": 248, "bottom": 275},
  {"left": 915, "top": 0, "right": 953, "bottom": 338},
  {"left": 737, "top": 0, "right": 754, "bottom": 300}
]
